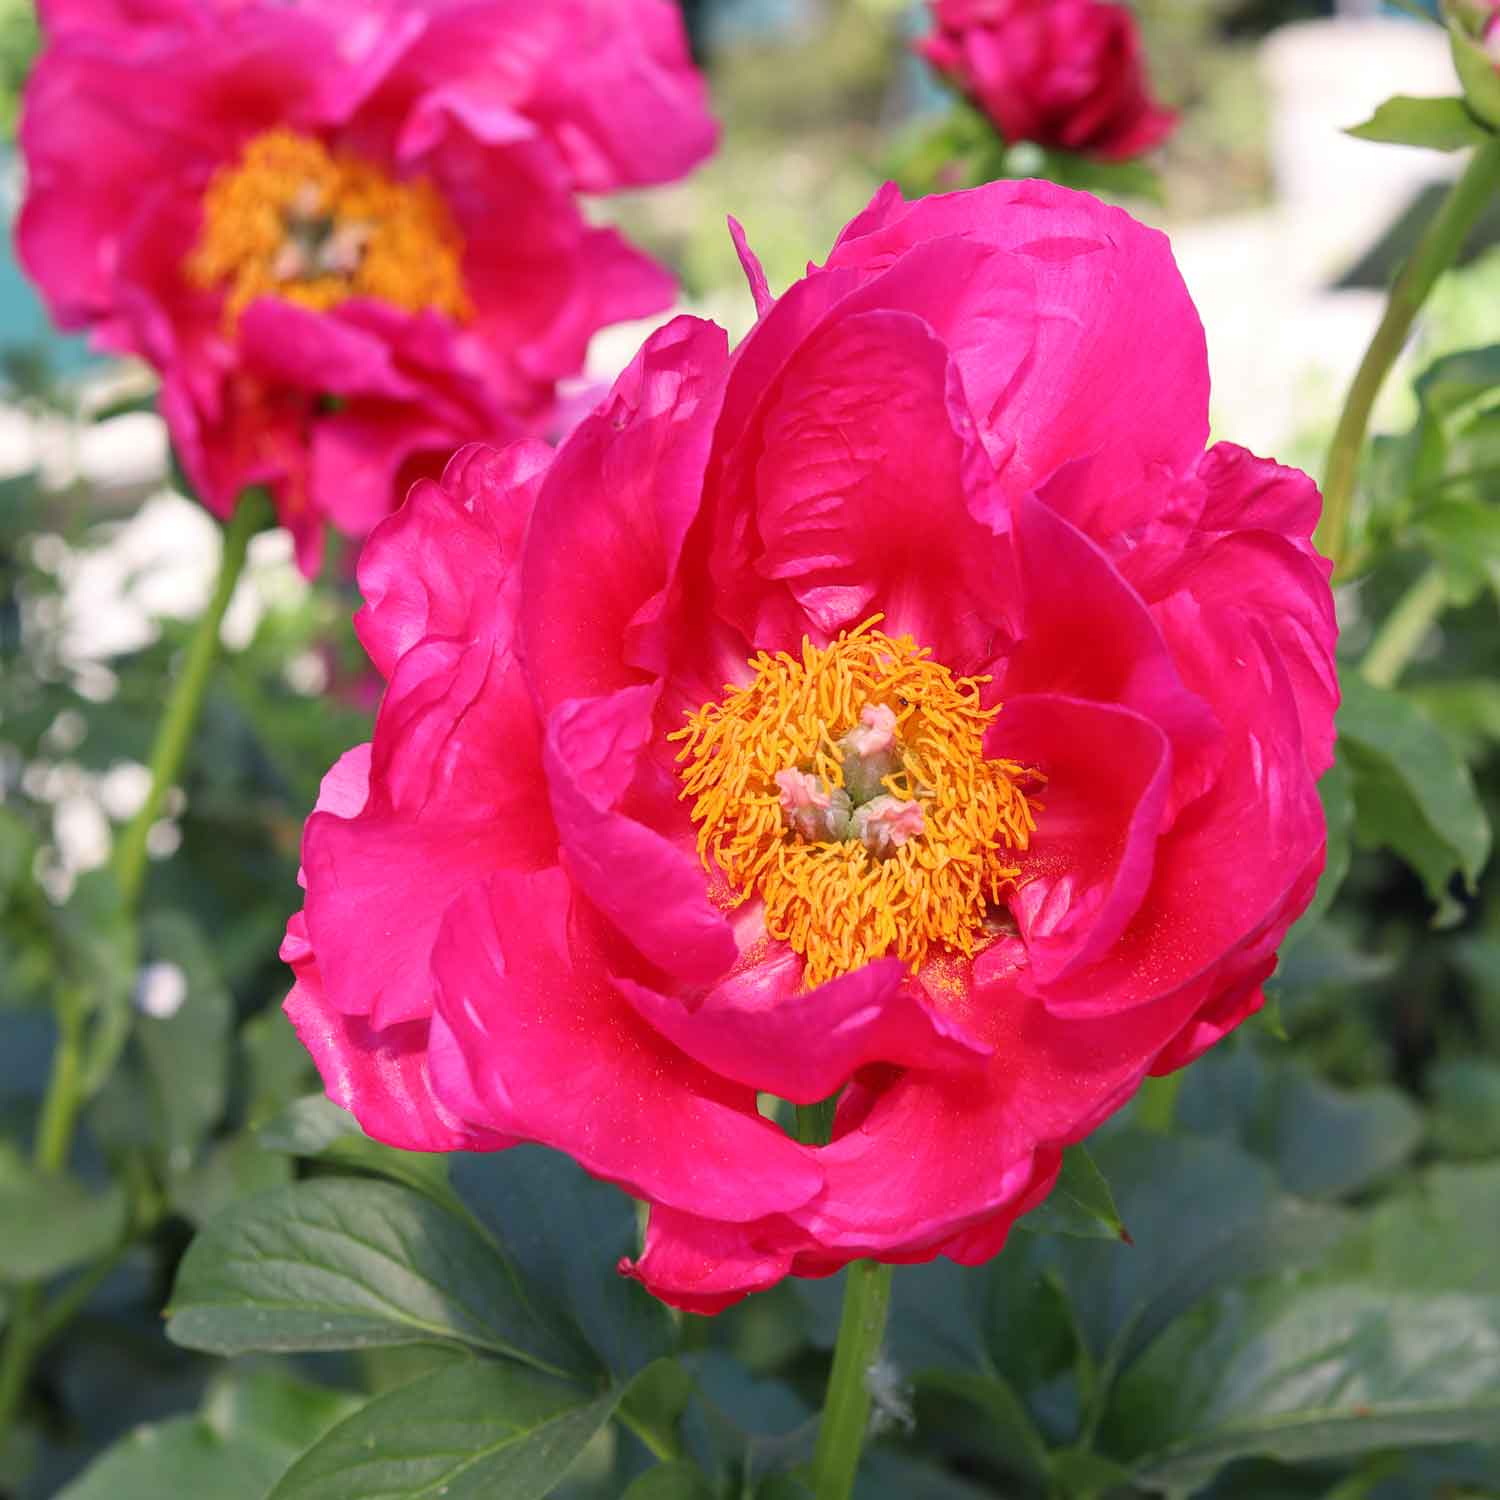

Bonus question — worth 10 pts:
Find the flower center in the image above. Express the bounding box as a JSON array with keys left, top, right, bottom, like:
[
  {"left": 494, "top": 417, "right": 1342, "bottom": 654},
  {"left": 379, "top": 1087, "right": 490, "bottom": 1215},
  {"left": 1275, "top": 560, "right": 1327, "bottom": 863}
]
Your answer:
[
  {"left": 673, "top": 617, "right": 1038, "bottom": 989},
  {"left": 185, "top": 128, "right": 472, "bottom": 326}
]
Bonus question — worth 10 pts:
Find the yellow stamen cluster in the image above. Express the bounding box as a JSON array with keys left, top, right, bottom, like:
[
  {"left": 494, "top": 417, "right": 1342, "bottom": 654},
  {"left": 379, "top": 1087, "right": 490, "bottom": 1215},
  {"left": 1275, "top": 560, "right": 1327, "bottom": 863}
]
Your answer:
[
  {"left": 673, "top": 617, "right": 1038, "bottom": 989},
  {"left": 186, "top": 128, "right": 472, "bottom": 325}
]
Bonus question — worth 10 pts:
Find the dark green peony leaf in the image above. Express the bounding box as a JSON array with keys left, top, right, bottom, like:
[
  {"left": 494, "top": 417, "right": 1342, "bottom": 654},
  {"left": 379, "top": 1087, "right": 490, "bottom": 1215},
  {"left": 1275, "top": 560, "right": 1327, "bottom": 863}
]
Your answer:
[
  {"left": 268, "top": 1359, "right": 614, "bottom": 1500},
  {"left": 166, "top": 1177, "right": 590, "bottom": 1377}
]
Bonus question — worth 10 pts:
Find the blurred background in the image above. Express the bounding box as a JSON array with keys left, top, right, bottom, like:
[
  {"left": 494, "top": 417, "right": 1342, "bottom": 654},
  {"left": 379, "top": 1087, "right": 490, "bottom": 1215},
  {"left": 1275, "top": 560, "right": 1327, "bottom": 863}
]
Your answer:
[{"left": 5, "top": 3, "right": 1500, "bottom": 1497}]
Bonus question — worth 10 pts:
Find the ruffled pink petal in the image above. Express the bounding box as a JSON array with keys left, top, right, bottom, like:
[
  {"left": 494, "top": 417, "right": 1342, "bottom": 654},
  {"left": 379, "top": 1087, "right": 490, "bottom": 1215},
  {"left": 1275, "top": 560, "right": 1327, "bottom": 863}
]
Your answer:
[
  {"left": 823, "top": 181, "right": 1208, "bottom": 505},
  {"left": 785, "top": 944, "right": 1223, "bottom": 1255},
  {"left": 543, "top": 685, "right": 737, "bottom": 985},
  {"left": 236, "top": 297, "right": 423, "bottom": 402},
  {"left": 1002, "top": 495, "right": 1218, "bottom": 808},
  {"left": 376, "top": 0, "right": 713, "bottom": 192},
  {"left": 356, "top": 439, "right": 550, "bottom": 681},
  {"left": 1043, "top": 610, "right": 1324, "bottom": 1020},
  {"left": 998, "top": 694, "right": 1171, "bottom": 984},
  {"left": 311, "top": 404, "right": 476, "bottom": 542},
  {"left": 614, "top": 956, "right": 991, "bottom": 1106},
  {"left": 520, "top": 315, "right": 730, "bottom": 711},
  {"left": 282, "top": 914, "right": 507, "bottom": 1153},
  {"left": 428, "top": 870, "right": 823, "bottom": 1222},
  {"left": 16, "top": 41, "right": 211, "bottom": 329},
  {"left": 302, "top": 809, "right": 515, "bottom": 1029},
  {"left": 622, "top": 1205, "right": 803, "bottom": 1315},
  {"left": 1123, "top": 444, "right": 1338, "bottom": 778},
  {"left": 710, "top": 306, "right": 1008, "bottom": 662}
]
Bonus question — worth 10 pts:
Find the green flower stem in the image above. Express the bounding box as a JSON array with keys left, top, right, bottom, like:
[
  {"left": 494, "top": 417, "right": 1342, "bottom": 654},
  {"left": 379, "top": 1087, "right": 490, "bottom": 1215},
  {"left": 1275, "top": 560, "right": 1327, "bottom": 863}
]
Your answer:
[
  {"left": 1316, "top": 133, "right": 1500, "bottom": 577},
  {"left": 809, "top": 1260, "right": 895, "bottom": 1500},
  {"left": 0, "top": 495, "right": 268, "bottom": 1454},
  {"left": 1136, "top": 1071, "right": 1183, "bottom": 1134},
  {"left": 1360, "top": 563, "right": 1449, "bottom": 689},
  {"left": 113, "top": 491, "right": 271, "bottom": 909}
]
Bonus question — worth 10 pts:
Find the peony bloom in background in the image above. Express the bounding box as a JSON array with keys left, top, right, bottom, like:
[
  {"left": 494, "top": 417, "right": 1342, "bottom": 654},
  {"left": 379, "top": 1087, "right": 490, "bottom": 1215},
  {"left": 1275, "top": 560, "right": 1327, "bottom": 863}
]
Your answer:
[
  {"left": 284, "top": 180, "right": 1336, "bottom": 1311},
  {"left": 919, "top": 0, "right": 1177, "bottom": 162},
  {"left": 17, "top": 0, "right": 715, "bottom": 572}
]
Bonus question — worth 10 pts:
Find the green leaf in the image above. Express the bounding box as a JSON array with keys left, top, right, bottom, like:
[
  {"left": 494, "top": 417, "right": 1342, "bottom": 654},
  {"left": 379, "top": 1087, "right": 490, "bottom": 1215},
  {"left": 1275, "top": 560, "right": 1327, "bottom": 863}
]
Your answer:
[
  {"left": 756, "top": 1478, "right": 816, "bottom": 1500},
  {"left": 1346, "top": 1163, "right": 1500, "bottom": 1296},
  {"left": 1116, "top": 1284, "right": 1500, "bottom": 1492},
  {"left": 453, "top": 1145, "right": 675, "bottom": 1380},
  {"left": 913, "top": 1368, "right": 1050, "bottom": 1485},
  {"left": 1046, "top": 1133, "right": 1349, "bottom": 1384},
  {"left": 258, "top": 1094, "right": 461, "bottom": 1211},
  {"left": 268, "top": 1359, "right": 615, "bottom": 1500},
  {"left": 0, "top": 1160, "right": 128, "bottom": 1281},
  {"left": 856, "top": 1453, "right": 1000, "bottom": 1500},
  {"left": 1105, "top": 1164, "right": 1500, "bottom": 1491},
  {"left": 55, "top": 1369, "right": 359, "bottom": 1500},
  {"left": 1346, "top": 96, "right": 1492, "bottom": 151},
  {"left": 1178, "top": 1051, "right": 1420, "bottom": 1199},
  {"left": 620, "top": 1356, "right": 697, "bottom": 1461},
  {"left": 168, "top": 1132, "right": 294, "bottom": 1227},
  {"left": 1302, "top": 756, "right": 1355, "bottom": 927},
  {"left": 1412, "top": 499, "right": 1500, "bottom": 606},
  {"left": 1448, "top": 12, "right": 1500, "bottom": 132},
  {"left": 1263, "top": 1067, "right": 1422, "bottom": 1201},
  {"left": 1017, "top": 1142, "right": 1125, "bottom": 1241},
  {"left": 1413, "top": 344, "right": 1500, "bottom": 423},
  {"left": 623, "top": 1461, "right": 718, "bottom": 1499},
  {"left": 1048, "top": 1446, "right": 1134, "bottom": 1500},
  {"left": 166, "top": 1178, "right": 590, "bottom": 1377},
  {"left": 1426, "top": 1060, "right": 1500, "bottom": 1159},
  {"left": 1337, "top": 675, "right": 1491, "bottom": 922}
]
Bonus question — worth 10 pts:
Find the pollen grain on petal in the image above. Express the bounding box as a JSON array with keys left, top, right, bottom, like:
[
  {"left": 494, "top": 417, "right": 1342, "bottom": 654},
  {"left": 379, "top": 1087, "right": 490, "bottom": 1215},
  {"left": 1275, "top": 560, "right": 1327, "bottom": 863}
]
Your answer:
[{"left": 671, "top": 616, "right": 1040, "bottom": 989}]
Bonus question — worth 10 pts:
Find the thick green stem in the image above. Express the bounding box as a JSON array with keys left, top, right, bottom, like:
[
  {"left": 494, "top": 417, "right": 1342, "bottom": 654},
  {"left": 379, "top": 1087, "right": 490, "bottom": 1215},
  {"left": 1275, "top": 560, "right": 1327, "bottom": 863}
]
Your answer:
[
  {"left": 113, "top": 491, "right": 270, "bottom": 909},
  {"left": 1360, "top": 564, "right": 1449, "bottom": 689},
  {"left": 0, "top": 496, "right": 268, "bottom": 1454},
  {"left": 809, "top": 1261, "right": 894, "bottom": 1500},
  {"left": 1316, "top": 135, "right": 1500, "bottom": 577}
]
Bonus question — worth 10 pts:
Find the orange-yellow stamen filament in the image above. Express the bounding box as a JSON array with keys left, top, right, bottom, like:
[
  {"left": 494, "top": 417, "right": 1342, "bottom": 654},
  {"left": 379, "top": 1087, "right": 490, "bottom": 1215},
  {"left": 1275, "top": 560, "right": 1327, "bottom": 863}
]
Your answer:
[
  {"left": 672, "top": 617, "right": 1039, "bottom": 989},
  {"left": 186, "top": 128, "right": 472, "bottom": 326}
]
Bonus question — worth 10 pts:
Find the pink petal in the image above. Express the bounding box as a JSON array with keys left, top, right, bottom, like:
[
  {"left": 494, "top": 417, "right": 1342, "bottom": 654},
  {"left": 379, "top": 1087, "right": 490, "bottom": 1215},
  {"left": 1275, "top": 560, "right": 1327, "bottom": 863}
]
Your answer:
[
  {"left": 614, "top": 957, "right": 991, "bottom": 1106},
  {"left": 520, "top": 316, "right": 730, "bottom": 711},
  {"left": 543, "top": 686, "right": 737, "bottom": 986},
  {"left": 711, "top": 306, "right": 1007, "bottom": 661},
  {"left": 998, "top": 694, "right": 1171, "bottom": 984},
  {"left": 281, "top": 914, "right": 507, "bottom": 1153},
  {"left": 356, "top": 439, "right": 550, "bottom": 681},
  {"left": 824, "top": 180, "right": 1208, "bottom": 504},
  {"left": 428, "top": 871, "right": 824, "bottom": 1222},
  {"left": 1002, "top": 495, "right": 1219, "bottom": 812},
  {"left": 622, "top": 1204, "right": 803, "bottom": 1315}
]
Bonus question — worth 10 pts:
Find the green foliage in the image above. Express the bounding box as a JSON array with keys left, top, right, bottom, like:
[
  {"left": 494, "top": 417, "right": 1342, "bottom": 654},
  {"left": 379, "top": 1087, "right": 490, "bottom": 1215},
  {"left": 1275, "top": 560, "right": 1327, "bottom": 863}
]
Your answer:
[
  {"left": 54, "top": 1369, "right": 360, "bottom": 1500},
  {"left": 1346, "top": 96, "right": 1493, "bottom": 152},
  {"left": 267, "top": 1361, "right": 620, "bottom": 1500},
  {"left": 1016, "top": 1144, "right": 1127, "bottom": 1242},
  {"left": 166, "top": 1178, "right": 590, "bottom": 1376},
  {"left": 1338, "top": 675, "right": 1491, "bottom": 923}
]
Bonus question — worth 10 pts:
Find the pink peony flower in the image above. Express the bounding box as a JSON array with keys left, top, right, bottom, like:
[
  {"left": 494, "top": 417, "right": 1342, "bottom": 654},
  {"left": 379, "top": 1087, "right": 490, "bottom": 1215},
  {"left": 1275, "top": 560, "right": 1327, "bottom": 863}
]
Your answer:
[
  {"left": 919, "top": 0, "right": 1177, "bottom": 162},
  {"left": 17, "top": 0, "right": 715, "bottom": 573},
  {"left": 284, "top": 180, "right": 1337, "bottom": 1312}
]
